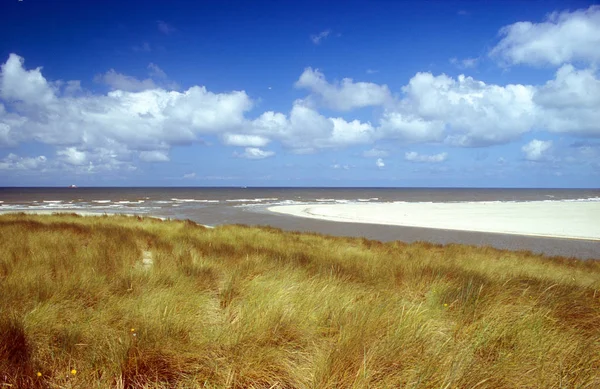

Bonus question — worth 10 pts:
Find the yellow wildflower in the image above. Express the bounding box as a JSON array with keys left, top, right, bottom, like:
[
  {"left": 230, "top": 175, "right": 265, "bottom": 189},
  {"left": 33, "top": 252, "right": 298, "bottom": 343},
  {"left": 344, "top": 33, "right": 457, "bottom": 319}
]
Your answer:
[
  {"left": 130, "top": 328, "right": 135, "bottom": 332},
  {"left": 71, "top": 369, "right": 77, "bottom": 375},
  {"left": 443, "top": 303, "right": 448, "bottom": 307},
  {"left": 36, "top": 372, "right": 42, "bottom": 377}
]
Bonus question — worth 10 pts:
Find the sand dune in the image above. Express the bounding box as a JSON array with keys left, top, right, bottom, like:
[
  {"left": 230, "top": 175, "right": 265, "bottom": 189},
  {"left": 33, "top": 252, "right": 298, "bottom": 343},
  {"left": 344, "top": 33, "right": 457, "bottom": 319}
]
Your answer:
[{"left": 268, "top": 201, "right": 600, "bottom": 240}]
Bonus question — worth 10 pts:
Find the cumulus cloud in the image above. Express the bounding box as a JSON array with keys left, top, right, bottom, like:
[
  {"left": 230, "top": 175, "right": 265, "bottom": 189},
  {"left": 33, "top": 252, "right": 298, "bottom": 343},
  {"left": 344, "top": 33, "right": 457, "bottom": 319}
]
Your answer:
[
  {"left": 378, "top": 111, "right": 445, "bottom": 143},
  {"left": 57, "top": 147, "right": 87, "bottom": 165},
  {"left": 95, "top": 69, "right": 158, "bottom": 92},
  {"left": 139, "top": 150, "right": 170, "bottom": 162},
  {"left": 399, "top": 72, "right": 538, "bottom": 146},
  {"left": 534, "top": 65, "right": 600, "bottom": 136},
  {"left": 450, "top": 57, "right": 479, "bottom": 69},
  {"left": 376, "top": 158, "right": 385, "bottom": 168},
  {"left": 331, "top": 163, "right": 350, "bottom": 170},
  {"left": 362, "top": 148, "right": 389, "bottom": 158},
  {"left": 0, "top": 54, "right": 55, "bottom": 106},
  {"left": 522, "top": 139, "right": 552, "bottom": 161},
  {"left": 0, "top": 53, "right": 254, "bottom": 172},
  {"left": 2, "top": 44, "right": 600, "bottom": 179},
  {"left": 405, "top": 151, "right": 448, "bottom": 163},
  {"left": 295, "top": 68, "right": 392, "bottom": 111},
  {"left": 490, "top": 6, "right": 600, "bottom": 66},
  {"left": 147, "top": 63, "right": 167, "bottom": 79},
  {"left": 222, "top": 134, "right": 270, "bottom": 147},
  {"left": 249, "top": 101, "right": 375, "bottom": 151},
  {"left": 236, "top": 147, "right": 275, "bottom": 159},
  {"left": 310, "top": 30, "right": 331, "bottom": 44},
  {"left": 0, "top": 153, "right": 47, "bottom": 170}
]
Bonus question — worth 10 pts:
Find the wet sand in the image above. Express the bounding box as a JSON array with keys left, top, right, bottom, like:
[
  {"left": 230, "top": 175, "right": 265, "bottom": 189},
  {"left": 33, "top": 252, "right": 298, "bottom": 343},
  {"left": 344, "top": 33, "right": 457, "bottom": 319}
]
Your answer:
[
  {"left": 248, "top": 210, "right": 600, "bottom": 260},
  {"left": 2, "top": 208, "right": 599, "bottom": 260}
]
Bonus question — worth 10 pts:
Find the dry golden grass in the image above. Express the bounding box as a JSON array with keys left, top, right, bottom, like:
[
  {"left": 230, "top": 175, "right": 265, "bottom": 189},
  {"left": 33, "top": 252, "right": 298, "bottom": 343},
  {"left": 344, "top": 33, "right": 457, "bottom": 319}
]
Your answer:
[{"left": 0, "top": 213, "right": 599, "bottom": 388}]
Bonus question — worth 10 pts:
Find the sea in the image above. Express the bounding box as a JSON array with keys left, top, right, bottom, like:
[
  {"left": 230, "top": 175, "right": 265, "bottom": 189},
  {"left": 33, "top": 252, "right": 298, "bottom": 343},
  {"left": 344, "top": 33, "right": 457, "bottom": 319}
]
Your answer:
[{"left": 1, "top": 187, "right": 599, "bottom": 259}]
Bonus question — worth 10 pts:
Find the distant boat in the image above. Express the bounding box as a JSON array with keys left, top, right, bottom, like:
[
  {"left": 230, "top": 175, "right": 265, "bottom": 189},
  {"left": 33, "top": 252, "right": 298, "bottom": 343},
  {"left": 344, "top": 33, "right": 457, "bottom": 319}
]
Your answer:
[{"left": 69, "top": 184, "right": 78, "bottom": 188}]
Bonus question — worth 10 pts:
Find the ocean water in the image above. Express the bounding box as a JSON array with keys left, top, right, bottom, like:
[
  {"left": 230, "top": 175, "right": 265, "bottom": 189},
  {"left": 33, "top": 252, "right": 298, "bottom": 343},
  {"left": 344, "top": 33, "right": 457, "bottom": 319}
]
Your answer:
[
  {"left": 1, "top": 187, "right": 599, "bottom": 222},
  {"left": 2, "top": 187, "right": 599, "bottom": 258},
  {"left": 0, "top": 187, "right": 598, "bottom": 226}
]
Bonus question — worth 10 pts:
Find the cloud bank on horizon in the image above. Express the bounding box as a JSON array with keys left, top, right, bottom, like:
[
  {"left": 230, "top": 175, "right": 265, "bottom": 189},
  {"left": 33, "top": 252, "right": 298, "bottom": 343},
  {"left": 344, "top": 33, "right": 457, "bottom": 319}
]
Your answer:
[{"left": 0, "top": 2, "right": 599, "bottom": 186}]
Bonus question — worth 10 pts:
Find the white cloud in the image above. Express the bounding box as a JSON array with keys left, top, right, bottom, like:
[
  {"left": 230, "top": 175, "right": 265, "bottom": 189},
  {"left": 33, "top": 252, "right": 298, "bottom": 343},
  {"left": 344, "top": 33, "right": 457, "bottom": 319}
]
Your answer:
[
  {"left": 63, "top": 80, "right": 82, "bottom": 95},
  {"left": 0, "top": 54, "right": 254, "bottom": 173},
  {"left": 449, "top": 57, "right": 479, "bottom": 68},
  {"left": 148, "top": 63, "right": 167, "bottom": 79},
  {"left": 183, "top": 172, "right": 196, "bottom": 179},
  {"left": 222, "top": 133, "right": 270, "bottom": 147},
  {"left": 95, "top": 69, "right": 157, "bottom": 92},
  {"left": 362, "top": 148, "right": 389, "bottom": 158},
  {"left": 490, "top": 6, "right": 600, "bottom": 66},
  {"left": 2, "top": 50, "right": 600, "bottom": 179},
  {"left": 310, "top": 30, "right": 331, "bottom": 44},
  {"left": 331, "top": 163, "right": 350, "bottom": 170},
  {"left": 379, "top": 111, "right": 445, "bottom": 143},
  {"left": 295, "top": 67, "right": 392, "bottom": 111},
  {"left": 366, "top": 69, "right": 379, "bottom": 74},
  {"left": 534, "top": 65, "right": 600, "bottom": 136},
  {"left": 157, "top": 21, "right": 175, "bottom": 35},
  {"left": 236, "top": 147, "right": 275, "bottom": 159},
  {"left": 139, "top": 150, "right": 170, "bottom": 162},
  {"left": 522, "top": 139, "right": 552, "bottom": 161},
  {"left": 398, "top": 72, "right": 537, "bottom": 146},
  {"left": 330, "top": 118, "right": 374, "bottom": 146},
  {"left": 404, "top": 151, "right": 448, "bottom": 163},
  {"left": 376, "top": 158, "right": 385, "bottom": 168},
  {"left": 57, "top": 147, "right": 87, "bottom": 165},
  {"left": 249, "top": 101, "right": 375, "bottom": 151},
  {"left": 0, "top": 153, "right": 47, "bottom": 170},
  {"left": 0, "top": 119, "right": 16, "bottom": 147},
  {"left": 0, "top": 54, "right": 55, "bottom": 106}
]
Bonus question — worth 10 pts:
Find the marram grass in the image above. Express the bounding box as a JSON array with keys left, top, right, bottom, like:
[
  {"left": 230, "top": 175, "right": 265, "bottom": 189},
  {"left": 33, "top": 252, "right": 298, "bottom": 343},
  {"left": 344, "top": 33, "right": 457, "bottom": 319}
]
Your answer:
[{"left": 0, "top": 213, "right": 599, "bottom": 388}]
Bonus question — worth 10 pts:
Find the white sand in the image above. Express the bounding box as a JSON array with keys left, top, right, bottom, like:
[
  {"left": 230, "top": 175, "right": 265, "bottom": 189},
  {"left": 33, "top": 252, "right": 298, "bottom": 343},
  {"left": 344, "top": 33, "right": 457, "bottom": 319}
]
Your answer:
[{"left": 268, "top": 201, "right": 600, "bottom": 240}]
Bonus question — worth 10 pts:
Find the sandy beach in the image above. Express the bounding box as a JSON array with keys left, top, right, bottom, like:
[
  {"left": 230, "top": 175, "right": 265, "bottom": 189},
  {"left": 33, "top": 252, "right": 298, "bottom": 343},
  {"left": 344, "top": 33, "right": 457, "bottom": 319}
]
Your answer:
[{"left": 268, "top": 201, "right": 600, "bottom": 241}]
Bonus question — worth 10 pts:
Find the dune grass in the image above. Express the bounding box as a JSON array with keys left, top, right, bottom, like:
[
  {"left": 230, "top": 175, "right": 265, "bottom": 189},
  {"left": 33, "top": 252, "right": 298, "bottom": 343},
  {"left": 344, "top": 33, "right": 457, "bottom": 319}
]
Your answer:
[{"left": 0, "top": 213, "right": 599, "bottom": 388}]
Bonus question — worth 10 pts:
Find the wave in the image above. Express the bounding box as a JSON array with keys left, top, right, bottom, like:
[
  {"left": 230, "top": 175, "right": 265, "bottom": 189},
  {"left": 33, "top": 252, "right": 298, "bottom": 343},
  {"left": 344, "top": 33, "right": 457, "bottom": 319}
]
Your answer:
[
  {"left": 357, "top": 198, "right": 379, "bottom": 202},
  {"left": 170, "top": 198, "right": 220, "bottom": 203},
  {"left": 559, "top": 197, "right": 600, "bottom": 202},
  {"left": 225, "top": 198, "right": 278, "bottom": 203}
]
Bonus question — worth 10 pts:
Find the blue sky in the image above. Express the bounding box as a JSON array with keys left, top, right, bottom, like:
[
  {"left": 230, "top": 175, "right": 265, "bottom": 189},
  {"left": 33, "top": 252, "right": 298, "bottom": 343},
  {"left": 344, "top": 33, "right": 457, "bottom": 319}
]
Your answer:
[{"left": 0, "top": 0, "right": 599, "bottom": 187}]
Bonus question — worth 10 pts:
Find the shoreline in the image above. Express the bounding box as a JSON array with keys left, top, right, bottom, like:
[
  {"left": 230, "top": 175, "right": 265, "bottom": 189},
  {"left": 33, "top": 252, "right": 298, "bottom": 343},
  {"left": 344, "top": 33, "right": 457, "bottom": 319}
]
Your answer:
[
  {"left": 2, "top": 207, "right": 599, "bottom": 260},
  {"left": 0, "top": 210, "right": 221, "bottom": 228},
  {"left": 0, "top": 209, "right": 164, "bottom": 219},
  {"left": 268, "top": 201, "right": 600, "bottom": 242}
]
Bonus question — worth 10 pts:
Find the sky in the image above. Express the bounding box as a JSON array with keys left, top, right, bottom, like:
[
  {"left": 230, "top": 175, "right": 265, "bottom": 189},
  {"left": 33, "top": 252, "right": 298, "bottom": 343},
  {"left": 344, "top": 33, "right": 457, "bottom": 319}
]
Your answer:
[{"left": 0, "top": 0, "right": 599, "bottom": 187}]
